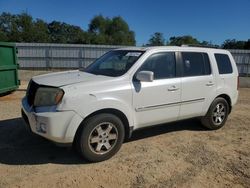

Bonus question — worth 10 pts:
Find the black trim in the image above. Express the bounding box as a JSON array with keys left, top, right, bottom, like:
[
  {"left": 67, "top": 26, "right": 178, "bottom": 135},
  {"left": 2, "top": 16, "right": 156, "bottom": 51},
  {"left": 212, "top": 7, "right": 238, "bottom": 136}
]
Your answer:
[
  {"left": 175, "top": 52, "right": 182, "bottom": 77},
  {"left": 136, "top": 98, "right": 205, "bottom": 112},
  {"left": 128, "top": 126, "right": 134, "bottom": 138},
  {"left": 26, "top": 80, "right": 39, "bottom": 106}
]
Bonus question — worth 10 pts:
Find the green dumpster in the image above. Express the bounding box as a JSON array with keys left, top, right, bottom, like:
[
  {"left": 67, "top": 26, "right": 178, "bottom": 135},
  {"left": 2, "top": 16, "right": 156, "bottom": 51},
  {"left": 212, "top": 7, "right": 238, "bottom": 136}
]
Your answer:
[{"left": 0, "top": 42, "right": 20, "bottom": 94}]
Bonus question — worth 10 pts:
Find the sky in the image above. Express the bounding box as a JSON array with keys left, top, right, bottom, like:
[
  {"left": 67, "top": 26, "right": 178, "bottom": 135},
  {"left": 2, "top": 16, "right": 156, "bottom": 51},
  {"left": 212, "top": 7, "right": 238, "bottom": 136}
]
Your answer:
[{"left": 0, "top": 0, "right": 250, "bottom": 46}]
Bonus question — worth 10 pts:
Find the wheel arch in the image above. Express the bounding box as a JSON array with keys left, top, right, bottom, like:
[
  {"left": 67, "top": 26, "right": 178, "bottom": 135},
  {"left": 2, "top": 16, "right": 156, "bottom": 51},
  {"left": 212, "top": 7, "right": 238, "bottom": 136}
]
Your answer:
[
  {"left": 74, "top": 108, "right": 132, "bottom": 145},
  {"left": 215, "top": 94, "right": 232, "bottom": 113}
]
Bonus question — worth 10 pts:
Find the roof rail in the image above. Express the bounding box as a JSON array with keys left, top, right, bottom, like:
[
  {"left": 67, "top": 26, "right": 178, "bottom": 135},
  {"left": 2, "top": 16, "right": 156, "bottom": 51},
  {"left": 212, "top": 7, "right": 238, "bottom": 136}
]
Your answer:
[{"left": 181, "top": 44, "right": 220, "bottom": 49}]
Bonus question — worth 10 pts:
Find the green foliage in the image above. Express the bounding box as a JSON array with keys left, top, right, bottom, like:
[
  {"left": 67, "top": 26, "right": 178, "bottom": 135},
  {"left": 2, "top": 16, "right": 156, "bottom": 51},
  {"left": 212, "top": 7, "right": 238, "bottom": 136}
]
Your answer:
[
  {"left": 88, "top": 15, "right": 108, "bottom": 34},
  {"left": 48, "top": 21, "right": 86, "bottom": 43},
  {"left": 222, "top": 39, "right": 250, "bottom": 49},
  {"left": 1, "top": 11, "right": 249, "bottom": 49},
  {"left": 167, "top": 36, "right": 219, "bottom": 48},
  {"left": 0, "top": 12, "right": 136, "bottom": 45},
  {"left": 146, "top": 34, "right": 214, "bottom": 47},
  {"left": 0, "top": 12, "right": 20, "bottom": 42},
  {"left": 146, "top": 32, "right": 165, "bottom": 46},
  {"left": 88, "top": 15, "right": 135, "bottom": 45},
  {"left": 33, "top": 19, "right": 49, "bottom": 42},
  {"left": 245, "top": 39, "right": 250, "bottom": 49},
  {"left": 168, "top": 35, "right": 200, "bottom": 46},
  {"left": 0, "top": 30, "right": 8, "bottom": 41},
  {"left": 17, "top": 13, "right": 34, "bottom": 42}
]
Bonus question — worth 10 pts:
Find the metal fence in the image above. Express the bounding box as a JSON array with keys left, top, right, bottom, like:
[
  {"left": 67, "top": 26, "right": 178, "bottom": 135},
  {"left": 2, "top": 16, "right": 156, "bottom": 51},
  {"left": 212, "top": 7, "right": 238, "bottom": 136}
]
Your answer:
[
  {"left": 16, "top": 43, "right": 250, "bottom": 76},
  {"left": 229, "top": 49, "right": 250, "bottom": 76},
  {"left": 16, "top": 43, "right": 126, "bottom": 69}
]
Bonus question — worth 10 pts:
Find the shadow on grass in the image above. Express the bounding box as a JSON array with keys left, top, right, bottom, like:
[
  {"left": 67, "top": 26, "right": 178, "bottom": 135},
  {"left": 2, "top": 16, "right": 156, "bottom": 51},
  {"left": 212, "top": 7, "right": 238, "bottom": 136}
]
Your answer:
[{"left": 0, "top": 117, "right": 206, "bottom": 165}]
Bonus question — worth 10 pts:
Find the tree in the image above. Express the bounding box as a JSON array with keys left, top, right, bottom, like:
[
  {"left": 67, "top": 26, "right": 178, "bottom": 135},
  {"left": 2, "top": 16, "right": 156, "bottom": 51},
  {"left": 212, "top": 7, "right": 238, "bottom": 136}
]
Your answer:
[
  {"left": 47, "top": 21, "right": 86, "bottom": 44},
  {"left": 0, "top": 31, "right": 8, "bottom": 41},
  {"left": 222, "top": 39, "right": 248, "bottom": 49},
  {"left": 88, "top": 15, "right": 108, "bottom": 34},
  {"left": 106, "top": 16, "right": 135, "bottom": 45},
  {"left": 245, "top": 39, "right": 250, "bottom": 49},
  {"left": 168, "top": 35, "right": 200, "bottom": 46},
  {"left": 0, "top": 12, "right": 135, "bottom": 45},
  {"left": 67, "top": 25, "right": 88, "bottom": 44},
  {"left": 17, "top": 13, "right": 35, "bottom": 42},
  {"left": 0, "top": 12, "right": 47, "bottom": 42},
  {"left": 88, "top": 15, "right": 136, "bottom": 45},
  {"left": 0, "top": 12, "right": 21, "bottom": 42},
  {"left": 33, "top": 19, "right": 49, "bottom": 42},
  {"left": 146, "top": 32, "right": 165, "bottom": 46},
  {"left": 48, "top": 21, "right": 68, "bottom": 43}
]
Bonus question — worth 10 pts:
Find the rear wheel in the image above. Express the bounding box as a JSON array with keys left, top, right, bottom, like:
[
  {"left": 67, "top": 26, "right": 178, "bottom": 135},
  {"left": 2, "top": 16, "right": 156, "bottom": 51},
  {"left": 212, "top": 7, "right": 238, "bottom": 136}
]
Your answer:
[
  {"left": 201, "top": 97, "right": 229, "bottom": 130},
  {"left": 76, "top": 113, "right": 125, "bottom": 162}
]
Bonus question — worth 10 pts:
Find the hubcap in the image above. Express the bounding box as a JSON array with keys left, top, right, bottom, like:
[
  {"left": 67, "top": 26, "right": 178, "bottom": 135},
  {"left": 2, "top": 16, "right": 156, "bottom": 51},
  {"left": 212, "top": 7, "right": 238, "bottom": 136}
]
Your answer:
[
  {"left": 212, "top": 103, "right": 226, "bottom": 126},
  {"left": 88, "top": 122, "right": 118, "bottom": 155}
]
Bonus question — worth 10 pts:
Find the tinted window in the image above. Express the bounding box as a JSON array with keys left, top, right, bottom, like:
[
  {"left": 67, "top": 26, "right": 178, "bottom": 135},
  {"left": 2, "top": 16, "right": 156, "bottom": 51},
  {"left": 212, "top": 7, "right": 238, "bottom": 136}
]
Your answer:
[
  {"left": 214, "top": 54, "right": 233, "bottom": 74},
  {"left": 203, "top": 53, "right": 211, "bottom": 75},
  {"left": 139, "top": 52, "right": 176, "bottom": 79},
  {"left": 181, "top": 52, "right": 211, "bottom": 77}
]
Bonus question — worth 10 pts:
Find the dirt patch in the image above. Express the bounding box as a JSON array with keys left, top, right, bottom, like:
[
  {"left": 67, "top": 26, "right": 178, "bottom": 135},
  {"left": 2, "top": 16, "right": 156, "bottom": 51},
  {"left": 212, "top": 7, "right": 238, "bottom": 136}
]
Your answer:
[{"left": 0, "top": 89, "right": 250, "bottom": 188}]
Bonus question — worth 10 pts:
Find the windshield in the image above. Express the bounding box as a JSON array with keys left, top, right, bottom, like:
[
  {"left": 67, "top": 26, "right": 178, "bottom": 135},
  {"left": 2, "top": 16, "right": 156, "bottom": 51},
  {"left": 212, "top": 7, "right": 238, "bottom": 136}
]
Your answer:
[{"left": 83, "top": 50, "right": 144, "bottom": 77}]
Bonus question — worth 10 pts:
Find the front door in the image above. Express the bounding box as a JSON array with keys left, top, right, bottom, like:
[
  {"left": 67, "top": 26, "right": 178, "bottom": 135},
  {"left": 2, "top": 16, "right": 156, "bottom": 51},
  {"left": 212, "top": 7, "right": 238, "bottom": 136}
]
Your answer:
[{"left": 132, "top": 52, "right": 181, "bottom": 128}]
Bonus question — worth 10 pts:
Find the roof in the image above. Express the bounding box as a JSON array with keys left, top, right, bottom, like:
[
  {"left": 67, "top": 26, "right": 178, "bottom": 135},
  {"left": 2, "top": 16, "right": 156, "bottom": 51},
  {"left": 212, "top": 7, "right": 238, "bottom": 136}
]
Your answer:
[{"left": 116, "top": 46, "right": 230, "bottom": 53}]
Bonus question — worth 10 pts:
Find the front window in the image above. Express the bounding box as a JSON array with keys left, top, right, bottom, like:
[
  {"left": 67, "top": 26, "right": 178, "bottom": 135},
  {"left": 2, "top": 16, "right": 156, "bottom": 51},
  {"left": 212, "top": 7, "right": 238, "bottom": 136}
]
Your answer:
[
  {"left": 83, "top": 50, "right": 144, "bottom": 77},
  {"left": 138, "top": 52, "right": 176, "bottom": 79}
]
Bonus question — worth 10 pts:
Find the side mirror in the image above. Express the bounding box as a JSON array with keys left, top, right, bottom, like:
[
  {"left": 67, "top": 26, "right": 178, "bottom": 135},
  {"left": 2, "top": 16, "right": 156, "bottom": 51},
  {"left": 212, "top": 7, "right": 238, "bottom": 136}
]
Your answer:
[{"left": 136, "top": 71, "right": 154, "bottom": 82}]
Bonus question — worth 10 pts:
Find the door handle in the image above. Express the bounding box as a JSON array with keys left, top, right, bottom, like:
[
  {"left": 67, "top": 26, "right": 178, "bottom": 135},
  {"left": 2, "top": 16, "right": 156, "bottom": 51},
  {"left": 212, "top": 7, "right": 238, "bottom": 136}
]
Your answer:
[
  {"left": 168, "top": 85, "right": 179, "bottom": 91},
  {"left": 206, "top": 81, "right": 214, "bottom": 86}
]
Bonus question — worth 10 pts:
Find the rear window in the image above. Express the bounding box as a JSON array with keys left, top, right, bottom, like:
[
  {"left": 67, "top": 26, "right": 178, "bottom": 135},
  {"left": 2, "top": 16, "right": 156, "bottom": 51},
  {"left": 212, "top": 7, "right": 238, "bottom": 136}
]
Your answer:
[
  {"left": 214, "top": 54, "right": 233, "bottom": 74},
  {"left": 181, "top": 52, "right": 211, "bottom": 77}
]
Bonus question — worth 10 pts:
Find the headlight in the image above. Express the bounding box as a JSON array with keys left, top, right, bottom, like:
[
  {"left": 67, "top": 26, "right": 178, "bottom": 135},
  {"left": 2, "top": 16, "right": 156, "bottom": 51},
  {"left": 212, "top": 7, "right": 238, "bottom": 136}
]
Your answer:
[{"left": 34, "top": 87, "right": 64, "bottom": 107}]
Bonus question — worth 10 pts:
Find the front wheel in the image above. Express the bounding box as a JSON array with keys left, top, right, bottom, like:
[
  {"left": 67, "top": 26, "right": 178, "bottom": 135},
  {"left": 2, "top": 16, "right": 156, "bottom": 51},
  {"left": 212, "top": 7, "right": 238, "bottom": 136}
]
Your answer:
[
  {"left": 201, "top": 97, "right": 229, "bottom": 130},
  {"left": 76, "top": 113, "right": 125, "bottom": 162}
]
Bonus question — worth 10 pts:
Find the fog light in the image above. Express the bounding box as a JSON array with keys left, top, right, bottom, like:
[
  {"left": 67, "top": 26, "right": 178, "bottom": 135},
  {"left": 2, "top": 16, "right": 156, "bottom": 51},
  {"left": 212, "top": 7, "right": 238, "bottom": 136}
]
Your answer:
[
  {"left": 36, "top": 122, "right": 47, "bottom": 133},
  {"left": 40, "top": 123, "right": 47, "bottom": 133}
]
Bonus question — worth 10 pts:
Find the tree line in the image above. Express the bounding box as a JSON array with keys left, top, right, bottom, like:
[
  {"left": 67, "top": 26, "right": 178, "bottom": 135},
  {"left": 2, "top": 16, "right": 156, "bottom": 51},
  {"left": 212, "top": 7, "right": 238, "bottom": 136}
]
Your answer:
[
  {"left": 0, "top": 12, "right": 249, "bottom": 49},
  {"left": 0, "top": 12, "right": 135, "bottom": 45},
  {"left": 146, "top": 32, "right": 250, "bottom": 49}
]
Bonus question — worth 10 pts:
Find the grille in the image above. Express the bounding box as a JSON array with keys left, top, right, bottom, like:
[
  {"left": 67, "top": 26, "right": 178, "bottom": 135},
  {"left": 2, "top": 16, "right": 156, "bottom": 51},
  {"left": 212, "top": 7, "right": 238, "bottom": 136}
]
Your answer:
[{"left": 26, "top": 80, "right": 39, "bottom": 106}]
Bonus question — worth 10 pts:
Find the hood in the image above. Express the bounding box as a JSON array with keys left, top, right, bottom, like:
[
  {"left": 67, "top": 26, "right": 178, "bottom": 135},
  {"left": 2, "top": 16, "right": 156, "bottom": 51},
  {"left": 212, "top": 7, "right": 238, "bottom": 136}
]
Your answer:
[{"left": 32, "top": 70, "right": 113, "bottom": 87}]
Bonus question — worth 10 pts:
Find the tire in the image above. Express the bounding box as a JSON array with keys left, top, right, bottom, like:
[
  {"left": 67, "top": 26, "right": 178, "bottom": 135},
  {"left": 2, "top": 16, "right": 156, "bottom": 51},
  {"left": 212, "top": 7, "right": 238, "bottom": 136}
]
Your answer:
[
  {"left": 76, "top": 113, "right": 125, "bottom": 162},
  {"left": 201, "top": 97, "right": 229, "bottom": 130}
]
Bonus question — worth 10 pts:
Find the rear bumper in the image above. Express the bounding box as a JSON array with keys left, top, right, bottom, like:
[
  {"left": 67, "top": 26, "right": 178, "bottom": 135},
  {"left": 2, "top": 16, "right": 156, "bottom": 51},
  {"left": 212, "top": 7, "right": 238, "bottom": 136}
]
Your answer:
[{"left": 21, "top": 97, "right": 83, "bottom": 144}]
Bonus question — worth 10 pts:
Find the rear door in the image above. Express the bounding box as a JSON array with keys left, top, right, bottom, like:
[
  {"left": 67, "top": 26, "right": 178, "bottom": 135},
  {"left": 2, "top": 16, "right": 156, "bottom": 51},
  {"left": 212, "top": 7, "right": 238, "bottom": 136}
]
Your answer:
[{"left": 179, "top": 51, "right": 216, "bottom": 119}]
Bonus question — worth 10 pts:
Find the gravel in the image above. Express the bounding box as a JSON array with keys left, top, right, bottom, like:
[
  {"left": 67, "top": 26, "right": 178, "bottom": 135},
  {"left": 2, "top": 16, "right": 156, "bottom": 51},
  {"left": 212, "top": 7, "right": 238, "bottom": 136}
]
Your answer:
[{"left": 0, "top": 85, "right": 249, "bottom": 188}]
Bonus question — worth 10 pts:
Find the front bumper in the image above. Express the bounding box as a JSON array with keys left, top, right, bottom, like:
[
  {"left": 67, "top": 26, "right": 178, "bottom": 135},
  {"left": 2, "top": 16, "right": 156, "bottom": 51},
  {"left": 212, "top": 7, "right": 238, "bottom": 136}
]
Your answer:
[{"left": 21, "top": 97, "right": 83, "bottom": 144}]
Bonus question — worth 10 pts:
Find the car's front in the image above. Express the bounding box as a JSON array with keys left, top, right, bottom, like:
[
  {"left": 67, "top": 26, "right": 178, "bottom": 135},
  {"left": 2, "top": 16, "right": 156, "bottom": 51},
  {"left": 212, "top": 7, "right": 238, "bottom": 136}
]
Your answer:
[
  {"left": 21, "top": 49, "right": 145, "bottom": 144},
  {"left": 22, "top": 71, "right": 84, "bottom": 144}
]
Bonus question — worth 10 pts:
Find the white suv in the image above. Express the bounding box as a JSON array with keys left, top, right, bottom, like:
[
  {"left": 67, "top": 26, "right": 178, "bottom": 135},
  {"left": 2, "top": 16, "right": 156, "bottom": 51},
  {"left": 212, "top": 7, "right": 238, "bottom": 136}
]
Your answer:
[{"left": 22, "top": 46, "right": 239, "bottom": 162}]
